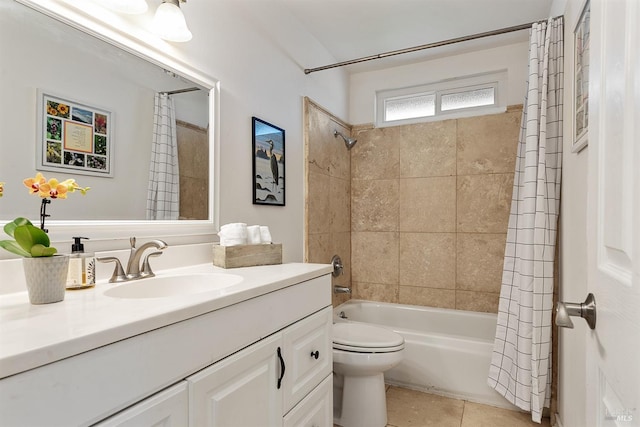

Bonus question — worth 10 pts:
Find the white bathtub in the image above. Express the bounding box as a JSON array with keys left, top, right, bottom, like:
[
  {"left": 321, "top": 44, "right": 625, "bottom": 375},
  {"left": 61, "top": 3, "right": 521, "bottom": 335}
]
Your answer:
[{"left": 333, "top": 299, "right": 517, "bottom": 410}]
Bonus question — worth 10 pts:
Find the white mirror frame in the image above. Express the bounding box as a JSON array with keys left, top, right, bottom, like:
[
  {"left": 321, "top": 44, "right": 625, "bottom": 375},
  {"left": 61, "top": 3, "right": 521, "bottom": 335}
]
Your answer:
[{"left": 8, "top": 0, "right": 220, "bottom": 254}]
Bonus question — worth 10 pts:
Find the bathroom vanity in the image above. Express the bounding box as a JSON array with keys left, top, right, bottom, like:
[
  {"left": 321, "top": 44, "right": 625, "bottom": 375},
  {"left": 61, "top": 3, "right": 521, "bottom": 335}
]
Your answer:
[{"left": 0, "top": 262, "right": 333, "bottom": 426}]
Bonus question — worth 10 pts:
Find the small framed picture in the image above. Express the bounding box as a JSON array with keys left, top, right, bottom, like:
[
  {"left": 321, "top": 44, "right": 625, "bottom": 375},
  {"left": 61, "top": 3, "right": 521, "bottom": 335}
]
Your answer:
[
  {"left": 572, "top": 0, "right": 590, "bottom": 153},
  {"left": 252, "top": 117, "right": 285, "bottom": 206},
  {"left": 37, "top": 90, "right": 114, "bottom": 177}
]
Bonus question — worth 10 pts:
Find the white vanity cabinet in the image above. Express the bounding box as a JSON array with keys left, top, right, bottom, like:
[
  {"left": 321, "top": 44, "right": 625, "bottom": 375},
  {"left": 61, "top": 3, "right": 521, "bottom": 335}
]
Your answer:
[
  {"left": 0, "top": 269, "right": 332, "bottom": 427},
  {"left": 188, "top": 306, "right": 332, "bottom": 427},
  {"left": 94, "top": 382, "right": 189, "bottom": 427}
]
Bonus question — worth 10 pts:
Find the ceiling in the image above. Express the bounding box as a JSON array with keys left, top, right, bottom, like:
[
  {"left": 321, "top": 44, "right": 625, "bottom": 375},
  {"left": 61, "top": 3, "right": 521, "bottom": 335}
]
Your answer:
[{"left": 276, "top": 0, "right": 554, "bottom": 74}]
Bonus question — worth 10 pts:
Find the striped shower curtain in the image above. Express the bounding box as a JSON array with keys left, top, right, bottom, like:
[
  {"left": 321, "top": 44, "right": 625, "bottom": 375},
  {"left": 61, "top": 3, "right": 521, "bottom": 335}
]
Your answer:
[
  {"left": 146, "top": 93, "right": 180, "bottom": 220},
  {"left": 487, "top": 17, "right": 564, "bottom": 424}
]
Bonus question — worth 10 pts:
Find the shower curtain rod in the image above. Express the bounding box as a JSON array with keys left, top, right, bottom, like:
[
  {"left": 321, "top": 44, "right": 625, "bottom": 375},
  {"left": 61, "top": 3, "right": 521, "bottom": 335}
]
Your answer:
[
  {"left": 161, "top": 87, "right": 200, "bottom": 95},
  {"left": 303, "top": 19, "right": 552, "bottom": 74}
]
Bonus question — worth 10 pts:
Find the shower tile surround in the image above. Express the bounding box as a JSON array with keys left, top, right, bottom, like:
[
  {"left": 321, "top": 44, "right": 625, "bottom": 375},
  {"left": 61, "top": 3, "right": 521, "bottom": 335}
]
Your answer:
[
  {"left": 304, "top": 99, "right": 352, "bottom": 306},
  {"left": 177, "top": 120, "right": 209, "bottom": 220},
  {"left": 350, "top": 106, "right": 521, "bottom": 312},
  {"left": 305, "top": 100, "right": 522, "bottom": 312}
]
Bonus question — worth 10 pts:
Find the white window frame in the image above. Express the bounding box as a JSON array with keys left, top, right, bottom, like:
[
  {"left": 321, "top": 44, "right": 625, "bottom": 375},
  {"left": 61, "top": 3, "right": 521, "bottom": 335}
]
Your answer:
[{"left": 375, "top": 71, "right": 507, "bottom": 127}]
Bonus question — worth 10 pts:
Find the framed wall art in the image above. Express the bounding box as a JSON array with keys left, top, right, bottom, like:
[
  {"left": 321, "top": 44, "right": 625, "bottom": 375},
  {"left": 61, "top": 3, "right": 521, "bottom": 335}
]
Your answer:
[
  {"left": 252, "top": 117, "right": 285, "bottom": 206},
  {"left": 37, "top": 91, "right": 114, "bottom": 177},
  {"left": 572, "top": 0, "right": 590, "bottom": 153}
]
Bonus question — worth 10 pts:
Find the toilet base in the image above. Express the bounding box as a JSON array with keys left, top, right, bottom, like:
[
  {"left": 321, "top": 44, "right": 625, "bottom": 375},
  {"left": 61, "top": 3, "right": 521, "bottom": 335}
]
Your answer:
[{"left": 334, "top": 372, "right": 387, "bottom": 427}]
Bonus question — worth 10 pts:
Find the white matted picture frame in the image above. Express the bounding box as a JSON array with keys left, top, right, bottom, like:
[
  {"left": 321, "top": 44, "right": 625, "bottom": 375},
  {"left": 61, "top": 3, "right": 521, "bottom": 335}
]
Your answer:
[
  {"left": 572, "top": 0, "right": 590, "bottom": 153},
  {"left": 37, "top": 90, "right": 114, "bottom": 177}
]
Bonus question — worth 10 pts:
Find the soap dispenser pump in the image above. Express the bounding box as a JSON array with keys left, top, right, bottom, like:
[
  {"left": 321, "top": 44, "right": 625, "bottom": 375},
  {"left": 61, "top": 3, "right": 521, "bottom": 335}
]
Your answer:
[{"left": 66, "top": 237, "right": 96, "bottom": 289}]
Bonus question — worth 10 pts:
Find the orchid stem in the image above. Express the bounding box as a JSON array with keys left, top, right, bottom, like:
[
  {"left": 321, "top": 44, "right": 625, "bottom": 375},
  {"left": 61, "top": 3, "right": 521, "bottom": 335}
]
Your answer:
[{"left": 40, "top": 198, "right": 51, "bottom": 232}]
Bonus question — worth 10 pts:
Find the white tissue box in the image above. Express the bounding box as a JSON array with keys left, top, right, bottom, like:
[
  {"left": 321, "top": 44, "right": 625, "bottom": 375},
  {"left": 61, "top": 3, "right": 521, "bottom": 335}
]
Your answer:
[{"left": 212, "top": 243, "right": 282, "bottom": 269}]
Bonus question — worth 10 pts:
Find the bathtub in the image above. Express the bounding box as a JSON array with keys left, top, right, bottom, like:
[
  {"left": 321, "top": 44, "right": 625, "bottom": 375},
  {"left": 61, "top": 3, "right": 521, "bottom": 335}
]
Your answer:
[{"left": 333, "top": 299, "right": 517, "bottom": 410}]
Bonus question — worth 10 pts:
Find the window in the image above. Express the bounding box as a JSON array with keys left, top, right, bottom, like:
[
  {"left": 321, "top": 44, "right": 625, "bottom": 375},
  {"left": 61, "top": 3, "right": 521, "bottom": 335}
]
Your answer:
[{"left": 376, "top": 71, "right": 506, "bottom": 127}]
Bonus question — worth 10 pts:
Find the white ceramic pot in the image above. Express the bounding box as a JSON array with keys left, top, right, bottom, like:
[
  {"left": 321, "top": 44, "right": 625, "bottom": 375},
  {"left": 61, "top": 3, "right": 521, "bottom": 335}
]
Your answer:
[{"left": 22, "top": 255, "right": 70, "bottom": 304}]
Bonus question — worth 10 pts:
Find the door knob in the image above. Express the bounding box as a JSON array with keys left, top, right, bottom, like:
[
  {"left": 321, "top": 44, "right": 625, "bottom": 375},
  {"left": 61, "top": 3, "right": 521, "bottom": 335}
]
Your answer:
[{"left": 555, "top": 293, "right": 596, "bottom": 329}]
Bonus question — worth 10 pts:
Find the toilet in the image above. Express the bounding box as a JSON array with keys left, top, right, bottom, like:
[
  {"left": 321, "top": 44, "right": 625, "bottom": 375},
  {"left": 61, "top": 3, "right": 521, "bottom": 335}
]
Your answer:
[{"left": 332, "top": 322, "right": 405, "bottom": 427}]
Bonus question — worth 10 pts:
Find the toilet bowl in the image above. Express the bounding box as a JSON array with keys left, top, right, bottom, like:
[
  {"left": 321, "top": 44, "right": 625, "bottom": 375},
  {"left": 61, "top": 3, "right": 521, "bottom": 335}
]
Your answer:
[{"left": 333, "top": 322, "right": 404, "bottom": 427}]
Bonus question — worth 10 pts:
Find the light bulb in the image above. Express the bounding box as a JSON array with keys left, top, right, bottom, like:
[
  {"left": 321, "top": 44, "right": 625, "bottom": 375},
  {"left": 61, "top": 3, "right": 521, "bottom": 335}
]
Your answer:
[{"left": 152, "top": 0, "right": 193, "bottom": 42}]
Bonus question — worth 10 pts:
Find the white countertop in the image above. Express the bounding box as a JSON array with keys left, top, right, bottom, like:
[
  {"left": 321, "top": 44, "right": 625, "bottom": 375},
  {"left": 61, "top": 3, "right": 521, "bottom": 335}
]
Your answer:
[{"left": 0, "top": 262, "right": 331, "bottom": 379}]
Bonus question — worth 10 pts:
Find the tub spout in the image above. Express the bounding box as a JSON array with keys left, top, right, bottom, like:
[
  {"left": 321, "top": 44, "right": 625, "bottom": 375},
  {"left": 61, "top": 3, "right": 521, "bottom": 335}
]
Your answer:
[{"left": 334, "top": 285, "right": 351, "bottom": 294}]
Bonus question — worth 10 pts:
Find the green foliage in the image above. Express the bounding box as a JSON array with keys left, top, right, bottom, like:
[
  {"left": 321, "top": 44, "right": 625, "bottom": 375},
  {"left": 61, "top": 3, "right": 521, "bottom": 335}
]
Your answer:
[{"left": 0, "top": 218, "right": 57, "bottom": 257}]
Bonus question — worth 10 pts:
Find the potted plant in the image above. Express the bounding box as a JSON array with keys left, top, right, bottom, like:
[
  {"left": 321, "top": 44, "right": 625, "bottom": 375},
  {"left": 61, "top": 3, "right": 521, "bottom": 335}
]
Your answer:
[{"left": 0, "top": 173, "right": 89, "bottom": 304}]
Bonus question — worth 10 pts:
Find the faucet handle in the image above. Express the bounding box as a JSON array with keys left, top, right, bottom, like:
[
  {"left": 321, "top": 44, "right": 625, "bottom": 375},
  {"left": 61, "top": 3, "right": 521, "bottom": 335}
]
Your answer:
[
  {"left": 141, "top": 251, "right": 163, "bottom": 278},
  {"left": 97, "top": 257, "right": 127, "bottom": 283}
]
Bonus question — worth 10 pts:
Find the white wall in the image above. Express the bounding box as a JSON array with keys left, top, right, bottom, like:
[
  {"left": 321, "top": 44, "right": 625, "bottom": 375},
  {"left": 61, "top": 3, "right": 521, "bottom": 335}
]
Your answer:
[
  {"left": 555, "top": 1, "right": 589, "bottom": 425},
  {"left": 349, "top": 41, "right": 530, "bottom": 125}
]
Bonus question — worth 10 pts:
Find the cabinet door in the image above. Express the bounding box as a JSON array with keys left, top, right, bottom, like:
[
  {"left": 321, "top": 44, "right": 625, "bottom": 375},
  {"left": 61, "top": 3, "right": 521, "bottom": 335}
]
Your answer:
[
  {"left": 94, "top": 382, "right": 188, "bottom": 427},
  {"left": 282, "top": 307, "right": 332, "bottom": 412},
  {"left": 283, "top": 375, "right": 332, "bottom": 427},
  {"left": 188, "top": 334, "right": 282, "bottom": 427}
]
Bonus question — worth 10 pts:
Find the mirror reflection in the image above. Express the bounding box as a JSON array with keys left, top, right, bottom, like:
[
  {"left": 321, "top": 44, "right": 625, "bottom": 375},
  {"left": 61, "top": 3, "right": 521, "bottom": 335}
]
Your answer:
[{"left": 0, "top": 2, "right": 210, "bottom": 222}]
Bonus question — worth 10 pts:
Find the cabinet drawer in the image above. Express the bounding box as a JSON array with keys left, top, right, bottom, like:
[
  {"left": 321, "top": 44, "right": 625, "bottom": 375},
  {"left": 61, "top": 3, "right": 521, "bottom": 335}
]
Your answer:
[
  {"left": 283, "top": 375, "right": 332, "bottom": 427},
  {"left": 94, "top": 382, "right": 188, "bottom": 427},
  {"left": 282, "top": 306, "right": 332, "bottom": 412}
]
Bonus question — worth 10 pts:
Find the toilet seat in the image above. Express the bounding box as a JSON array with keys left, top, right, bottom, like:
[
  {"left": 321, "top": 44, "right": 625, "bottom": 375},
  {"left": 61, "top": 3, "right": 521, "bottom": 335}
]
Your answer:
[{"left": 333, "top": 323, "right": 404, "bottom": 353}]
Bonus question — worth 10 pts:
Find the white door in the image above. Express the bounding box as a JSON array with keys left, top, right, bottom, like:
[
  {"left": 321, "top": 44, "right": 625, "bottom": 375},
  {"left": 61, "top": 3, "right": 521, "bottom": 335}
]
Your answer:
[
  {"left": 188, "top": 333, "right": 283, "bottom": 427},
  {"left": 586, "top": 0, "right": 640, "bottom": 425}
]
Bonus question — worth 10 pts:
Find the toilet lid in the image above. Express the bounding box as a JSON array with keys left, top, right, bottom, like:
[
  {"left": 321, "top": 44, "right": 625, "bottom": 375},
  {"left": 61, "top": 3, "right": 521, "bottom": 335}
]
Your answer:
[{"left": 333, "top": 323, "right": 404, "bottom": 350}]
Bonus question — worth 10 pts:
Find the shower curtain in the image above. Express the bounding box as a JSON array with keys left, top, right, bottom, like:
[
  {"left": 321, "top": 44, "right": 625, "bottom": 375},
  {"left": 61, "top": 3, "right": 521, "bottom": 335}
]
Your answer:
[
  {"left": 487, "top": 17, "right": 563, "bottom": 423},
  {"left": 146, "top": 93, "right": 180, "bottom": 220}
]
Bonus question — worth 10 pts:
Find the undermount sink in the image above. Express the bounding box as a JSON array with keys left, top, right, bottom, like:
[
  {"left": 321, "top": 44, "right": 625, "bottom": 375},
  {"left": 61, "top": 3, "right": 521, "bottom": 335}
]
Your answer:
[{"left": 103, "top": 273, "right": 244, "bottom": 299}]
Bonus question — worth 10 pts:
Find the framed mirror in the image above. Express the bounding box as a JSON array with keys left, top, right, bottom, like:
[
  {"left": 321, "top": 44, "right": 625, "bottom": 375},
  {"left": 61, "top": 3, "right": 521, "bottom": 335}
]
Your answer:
[{"left": 0, "top": 0, "right": 218, "bottom": 248}]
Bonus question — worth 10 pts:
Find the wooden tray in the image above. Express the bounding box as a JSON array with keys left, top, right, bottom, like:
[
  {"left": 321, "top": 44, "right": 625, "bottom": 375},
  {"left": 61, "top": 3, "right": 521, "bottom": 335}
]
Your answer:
[{"left": 212, "top": 243, "right": 282, "bottom": 268}]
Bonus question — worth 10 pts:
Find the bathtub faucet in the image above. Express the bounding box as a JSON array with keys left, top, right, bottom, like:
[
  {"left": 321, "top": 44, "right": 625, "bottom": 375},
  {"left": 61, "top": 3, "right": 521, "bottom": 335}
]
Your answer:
[{"left": 334, "top": 285, "right": 351, "bottom": 294}]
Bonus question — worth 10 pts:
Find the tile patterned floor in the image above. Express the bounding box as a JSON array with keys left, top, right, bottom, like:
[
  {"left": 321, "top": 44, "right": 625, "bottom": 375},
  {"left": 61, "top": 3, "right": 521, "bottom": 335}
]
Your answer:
[{"left": 384, "top": 386, "right": 551, "bottom": 427}]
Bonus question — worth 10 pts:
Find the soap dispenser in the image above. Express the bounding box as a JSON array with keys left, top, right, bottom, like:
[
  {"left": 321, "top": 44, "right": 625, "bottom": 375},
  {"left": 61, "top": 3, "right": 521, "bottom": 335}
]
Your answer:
[{"left": 66, "top": 237, "right": 96, "bottom": 289}]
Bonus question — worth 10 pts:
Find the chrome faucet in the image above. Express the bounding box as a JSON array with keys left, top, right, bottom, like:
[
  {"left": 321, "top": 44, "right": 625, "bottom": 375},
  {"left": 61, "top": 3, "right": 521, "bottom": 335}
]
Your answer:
[{"left": 125, "top": 237, "right": 168, "bottom": 279}]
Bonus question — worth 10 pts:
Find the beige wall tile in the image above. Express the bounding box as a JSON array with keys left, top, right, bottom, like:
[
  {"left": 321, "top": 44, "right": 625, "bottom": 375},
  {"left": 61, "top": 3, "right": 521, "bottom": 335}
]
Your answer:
[
  {"left": 306, "top": 108, "right": 332, "bottom": 176},
  {"left": 351, "top": 179, "right": 399, "bottom": 232},
  {"left": 328, "top": 122, "right": 351, "bottom": 180},
  {"left": 307, "top": 170, "right": 331, "bottom": 234},
  {"left": 353, "top": 282, "right": 397, "bottom": 303},
  {"left": 179, "top": 176, "right": 208, "bottom": 220},
  {"left": 455, "top": 290, "right": 500, "bottom": 313},
  {"left": 457, "top": 108, "right": 522, "bottom": 175},
  {"left": 398, "top": 286, "right": 456, "bottom": 309},
  {"left": 457, "top": 173, "right": 513, "bottom": 233},
  {"left": 400, "top": 119, "right": 457, "bottom": 178},
  {"left": 400, "top": 233, "right": 456, "bottom": 289},
  {"left": 351, "top": 126, "right": 400, "bottom": 180},
  {"left": 351, "top": 232, "right": 399, "bottom": 285},
  {"left": 306, "top": 232, "right": 330, "bottom": 264},
  {"left": 400, "top": 176, "right": 456, "bottom": 232},
  {"left": 457, "top": 233, "right": 507, "bottom": 293},
  {"left": 330, "top": 176, "right": 351, "bottom": 233}
]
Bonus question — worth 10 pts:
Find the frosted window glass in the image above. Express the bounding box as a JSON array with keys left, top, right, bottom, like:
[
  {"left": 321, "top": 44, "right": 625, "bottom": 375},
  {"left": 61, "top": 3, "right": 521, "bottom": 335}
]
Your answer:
[
  {"left": 385, "top": 94, "right": 435, "bottom": 121},
  {"left": 441, "top": 87, "right": 495, "bottom": 111}
]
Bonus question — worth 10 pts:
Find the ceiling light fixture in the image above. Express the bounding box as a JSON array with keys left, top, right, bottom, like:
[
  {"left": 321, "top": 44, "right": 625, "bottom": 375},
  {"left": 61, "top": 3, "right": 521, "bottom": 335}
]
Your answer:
[
  {"left": 152, "top": 0, "right": 193, "bottom": 42},
  {"left": 98, "top": 0, "right": 148, "bottom": 15}
]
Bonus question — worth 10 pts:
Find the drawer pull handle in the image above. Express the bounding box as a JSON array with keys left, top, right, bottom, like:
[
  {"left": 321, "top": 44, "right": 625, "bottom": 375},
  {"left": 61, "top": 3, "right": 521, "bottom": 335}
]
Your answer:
[
  {"left": 310, "top": 350, "right": 320, "bottom": 360},
  {"left": 277, "top": 347, "right": 286, "bottom": 389}
]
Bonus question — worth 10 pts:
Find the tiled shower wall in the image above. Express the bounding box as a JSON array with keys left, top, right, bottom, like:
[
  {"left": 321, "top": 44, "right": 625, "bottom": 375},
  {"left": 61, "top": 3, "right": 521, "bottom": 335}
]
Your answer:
[
  {"left": 177, "top": 120, "right": 209, "bottom": 220},
  {"left": 304, "top": 98, "right": 352, "bottom": 307},
  {"left": 350, "top": 106, "right": 522, "bottom": 313}
]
